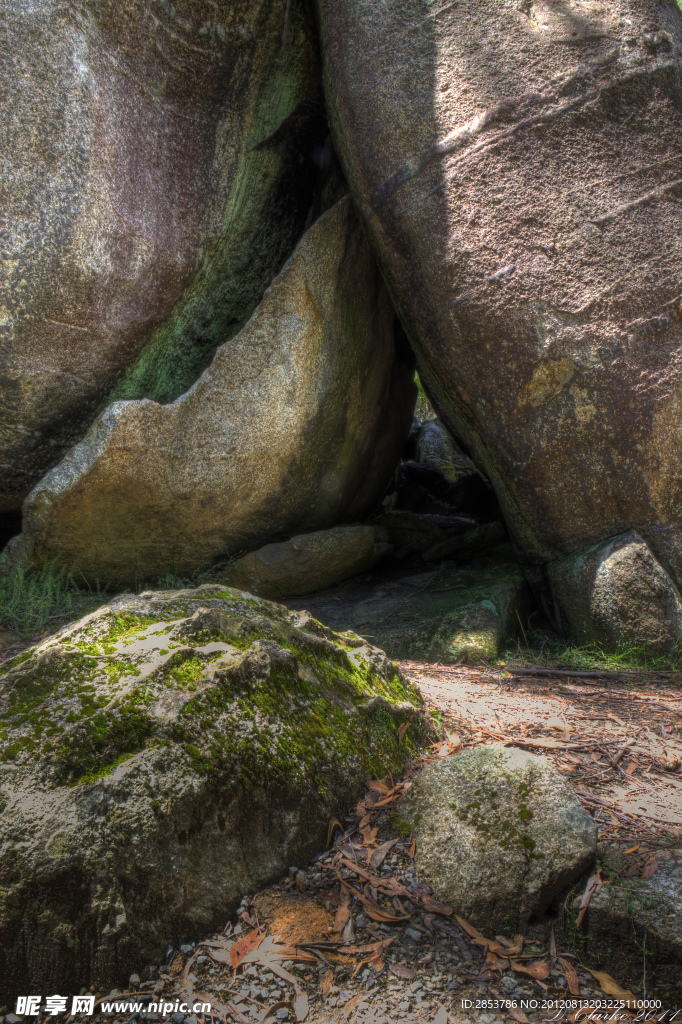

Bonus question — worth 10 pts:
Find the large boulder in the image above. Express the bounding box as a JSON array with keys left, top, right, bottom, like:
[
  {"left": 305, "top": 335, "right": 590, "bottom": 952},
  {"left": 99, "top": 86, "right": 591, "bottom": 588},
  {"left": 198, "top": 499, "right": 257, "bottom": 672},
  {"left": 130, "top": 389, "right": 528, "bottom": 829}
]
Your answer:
[
  {"left": 23, "top": 196, "right": 416, "bottom": 588},
  {"left": 546, "top": 531, "right": 682, "bottom": 655},
  {"left": 399, "top": 746, "right": 597, "bottom": 933},
  {"left": 316, "top": 0, "right": 682, "bottom": 646},
  {"left": 0, "top": 0, "right": 326, "bottom": 513},
  {"left": 0, "top": 585, "right": 424, "bottom": 999}
]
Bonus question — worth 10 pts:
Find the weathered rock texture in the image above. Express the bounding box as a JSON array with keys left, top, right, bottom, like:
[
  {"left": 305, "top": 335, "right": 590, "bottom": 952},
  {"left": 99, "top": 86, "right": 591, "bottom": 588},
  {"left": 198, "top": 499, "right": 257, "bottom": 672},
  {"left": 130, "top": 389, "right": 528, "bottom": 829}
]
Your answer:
[
  {"left": 289, "top": 551, "right": 532, "bottom": 665},
  {"left": 224, "top": 524, "right": 392, "bottom": 600},
  {"left": 316, "top": 0, "right": 682, "bottom": 634},
  {"left": 0, "top": 0, "right": 327, "bottom": 512},
  {"left": 23, "top": 197, "right": 416, "bottom": 588},
  {"left": 414, "top": 420, "right": 479, "bottom": 487},
  {"left": 547, "top": 531, "right": 682, "bottom": 655},
  {"left": 0, "top": 585, "right": 423, "bottom": 999},
  {"left": 575, "top": 854, "right": 682, "bottom": 993},
  {"left": 400, "top": 746, "right": 597, "bottom": 932}
]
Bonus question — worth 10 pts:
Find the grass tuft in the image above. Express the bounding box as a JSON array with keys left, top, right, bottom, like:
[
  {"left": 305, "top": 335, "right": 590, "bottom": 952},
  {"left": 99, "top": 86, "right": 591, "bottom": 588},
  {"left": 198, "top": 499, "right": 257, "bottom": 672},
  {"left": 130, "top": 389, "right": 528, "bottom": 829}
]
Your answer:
[{"left": 0, "top": 562, "right": 108, "bottom": 635}]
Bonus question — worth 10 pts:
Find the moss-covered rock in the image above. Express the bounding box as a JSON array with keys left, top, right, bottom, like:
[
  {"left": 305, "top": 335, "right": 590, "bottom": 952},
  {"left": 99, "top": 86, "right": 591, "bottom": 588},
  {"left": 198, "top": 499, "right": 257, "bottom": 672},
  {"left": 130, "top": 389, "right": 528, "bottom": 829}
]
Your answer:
[
  {"left": 0, "top": 585, "right": 425, "bottom": 999},
  {"left": 289, "top": 550, "right": 532, "bottom": 664},
  {"left": 400, "top": 746, "right": 597, "bottom": 933}
]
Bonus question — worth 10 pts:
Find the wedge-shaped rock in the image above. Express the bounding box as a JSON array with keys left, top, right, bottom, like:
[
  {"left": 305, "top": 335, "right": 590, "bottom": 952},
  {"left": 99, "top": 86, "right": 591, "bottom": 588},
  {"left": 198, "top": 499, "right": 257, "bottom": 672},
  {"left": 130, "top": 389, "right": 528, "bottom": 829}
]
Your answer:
[
  {"left": 289, "top": 551, "right": 532, "bottom": 664},
  {"left": 400, "top": 746, "right": 597, "bottom": 933},
  {"left": 316, "top": 0, "right": 682, "bottom": 647},
  {"left": 0, "top": 585, "right": 423, "bottom": 999},
  {"left": 23, "top": 197, "right": 415, "bottom": 587},
  {"left": 224, "top": 524, "right": 392, "bottom": 600},
  {"left": 0, "top": 0, "right": 325, "bottom": 512}
]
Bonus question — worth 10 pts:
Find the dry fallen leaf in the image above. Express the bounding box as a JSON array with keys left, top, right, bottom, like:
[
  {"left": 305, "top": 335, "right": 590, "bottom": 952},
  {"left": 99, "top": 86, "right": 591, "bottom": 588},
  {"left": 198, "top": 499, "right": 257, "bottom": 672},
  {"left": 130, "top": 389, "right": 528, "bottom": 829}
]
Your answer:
[
  {"left": 398, "top": 722, "right": 410, "bottom": 742},
  {"left": 420, "top": 895, "right": 453, "bottom": 916},
  {"left": 510, "top": 959, "right": 551, "bottom": 981},
  {"left": 319, "top": 969, "right": 334, "bottom": 998},
  {"left": 558, "top": 956, "right": 580, "bottom": 997},
  {"left": 408, "top": 836, "right": 416, "bottom": 859},
  {"left": 642, "top": 857, "right": 659, "bottom": 879},
  {"left": 327, "top": 817, "right": 344, "bottom": 848},
  {"left": 369, "top": 839, "right": 398, "bottom": 871},
  {"left": 344, "top": 992, "right": 371, "bottom": 1018},
  {"left": 586, "top": 969, "right": 637, "bottom": 1006},
  {"left": 509, "top": 1008, "right": 530, "bottom": 1023},
  {"left": 389, "top": 962, "right": 416, "bottom": 980},
  {"left": 623, "top": 844, "right": 640, "bottom": 855},
  {"left": 454, "top": 915, "right": 520, "bottom": 956},
  {"left": 230, "top": 928, "right": 266, "bottom": 970},
  {"left": 261, "top": 1000, "right": 294, "bottom": 1023},
  {"left": 576, "top": 867, "right": 602, "bottom": 928},
  {"left": 334, "top": 889, "right": 351, "bottom": 933}
]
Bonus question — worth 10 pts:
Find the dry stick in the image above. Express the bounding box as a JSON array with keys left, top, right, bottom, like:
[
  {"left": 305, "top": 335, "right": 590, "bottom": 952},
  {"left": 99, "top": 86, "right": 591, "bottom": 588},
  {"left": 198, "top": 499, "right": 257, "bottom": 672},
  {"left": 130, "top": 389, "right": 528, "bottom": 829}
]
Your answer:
[
  {"left": 578, "top": 792, "right": 680, "bottom": 828},
  {"left": 505, "top": 665, "right": 675, "bottom": 681}
]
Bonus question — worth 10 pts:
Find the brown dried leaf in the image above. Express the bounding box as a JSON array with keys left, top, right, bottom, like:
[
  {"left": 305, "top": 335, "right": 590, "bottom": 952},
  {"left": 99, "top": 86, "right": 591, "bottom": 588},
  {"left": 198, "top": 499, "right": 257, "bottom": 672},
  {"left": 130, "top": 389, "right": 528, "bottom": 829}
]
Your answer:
[
  {"left": 420, "top": 895, "right": 453, "bottom": 916},
  {"left": 327, "top": 817, "right": 344, "bottom": 848},
  {"left": 334, "top": 888, "right": 351, "bottom": 933},
  {"left": 369, "top": 839, "right": 398, "bottom": 871},
  {"left": 558, "top": 957, "right": 580, "bottom": 997},
  {"left": 358, "top": 814, "right": 371, "bottom": 829},
  {"left": 642, "top": 857, "right": 659, "bottom": 879},
  {"left": 586, "top": 969, "right": 637, "bottom": 1006},
  {"left": 230, "top": 928, "right": 266, "bottom": 970},
  {"left": 408, "top": 837, "right": 416, "bottom": 859},
  {"left": 367, "top": 779, "right": 391, "bottom": 795},
  {"left": 576, "top": 868, "right": 602, "bottom": 928},
  {"left": 320, "top": 969, "right": 334, "bottom": 998},
  {"left": 294, "top": 988, "right": 309, "bottom": 1021},
  {"left": 509, "top": 1008, "right": 530, "bottom": 1023},
  {"left": 389, "top": 962, "right": 416, "bottom": 980},
  {"left": 344, "top": 992, "right": 371, "bottom": 1017},
  {"left": 342, "top": 913, "right": 356, "bottom": 942},
  {"left": 361, "top": 826, "right": 379, "bottom": 846},
  {"left": 398, "top": 722, "right": 410, "bottom": 742},
  {"left": 261, "top": 1000, "right": 294, "bottom": 1023},
  {"left": 454, "top": 915, "right": 516, "bottom": 956},
  {"left": 510, "top": 960, "right": 551, "bottom": 980}
]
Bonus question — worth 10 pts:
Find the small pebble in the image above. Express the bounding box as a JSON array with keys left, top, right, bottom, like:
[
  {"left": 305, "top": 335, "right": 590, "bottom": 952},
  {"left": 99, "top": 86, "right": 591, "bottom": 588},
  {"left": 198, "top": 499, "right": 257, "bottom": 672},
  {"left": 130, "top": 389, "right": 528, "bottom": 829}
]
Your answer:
[{"left": 180, "top": 943, "right": 194, "bottom": 954}]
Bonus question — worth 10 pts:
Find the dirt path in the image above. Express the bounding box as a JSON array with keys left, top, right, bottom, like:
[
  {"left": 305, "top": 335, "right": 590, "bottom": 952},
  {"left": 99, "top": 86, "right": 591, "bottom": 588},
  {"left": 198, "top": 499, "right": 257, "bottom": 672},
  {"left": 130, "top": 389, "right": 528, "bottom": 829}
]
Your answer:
[
  {"left": 81, "top": 661, "right": 679, "bottom": 1024},
  {"left": 406, "top": 659, "right": 682, "bottom": 840}
]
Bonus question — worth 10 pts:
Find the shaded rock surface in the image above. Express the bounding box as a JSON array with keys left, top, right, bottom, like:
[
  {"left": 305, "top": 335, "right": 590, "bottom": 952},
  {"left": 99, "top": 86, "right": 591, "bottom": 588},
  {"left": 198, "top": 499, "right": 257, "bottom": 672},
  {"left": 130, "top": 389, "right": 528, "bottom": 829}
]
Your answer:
[
  {"left": 0, "top": 585, "right": 423, "bottom": 999},
  {"left": 288, "top": 548, "right": 531, "bottom": 664},
  {"left": 0, "top": 0, "right": 328, "bottom": 512},
  {"left": 23, "top": 196, "right": 416, "bottom": 588},
  {"left": 414, "top": 420, "right": 480, "bottom": 487},
  {"left": 545, "top": 531, "right": 682, "bottom": 655},
  {"left": 223, "top": 524, "right": 392, "bottom": 600},
  {"left": 575, "top": 854, "right": 682, "bottom": 989},
  {"left": 399, "top": 746, "right": 598, "bottom": 933},
  {"left": 316, "top": 0, "right": 682, "bottom": 641}
]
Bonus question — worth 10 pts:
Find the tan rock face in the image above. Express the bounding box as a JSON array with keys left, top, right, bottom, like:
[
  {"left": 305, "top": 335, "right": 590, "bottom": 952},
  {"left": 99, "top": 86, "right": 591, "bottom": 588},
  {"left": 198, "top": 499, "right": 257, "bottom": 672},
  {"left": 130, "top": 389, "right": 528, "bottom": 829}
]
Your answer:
[
  {"left": 316, "top": 0, "right": 682, "bottom": 574},
  {"left": 0, "top": 0, "right": 324, "bottom": 511},
  {"left": 23, "top": 197, "right": 416, "bottom": 587}
]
